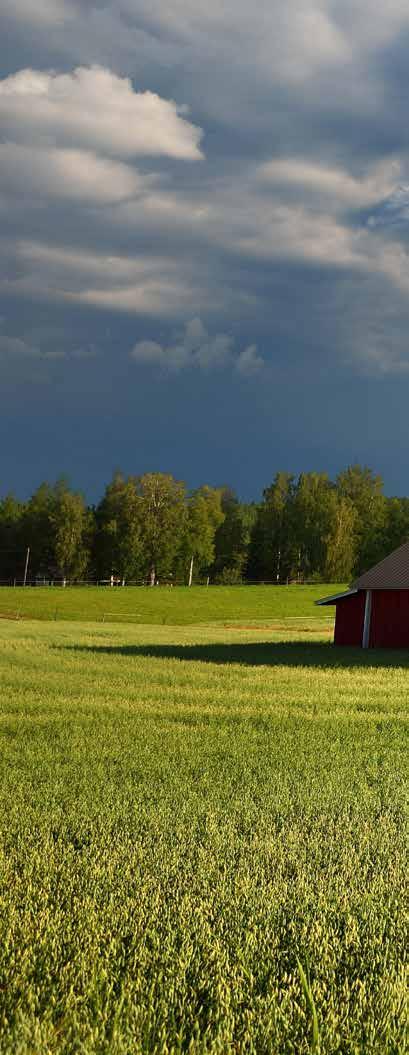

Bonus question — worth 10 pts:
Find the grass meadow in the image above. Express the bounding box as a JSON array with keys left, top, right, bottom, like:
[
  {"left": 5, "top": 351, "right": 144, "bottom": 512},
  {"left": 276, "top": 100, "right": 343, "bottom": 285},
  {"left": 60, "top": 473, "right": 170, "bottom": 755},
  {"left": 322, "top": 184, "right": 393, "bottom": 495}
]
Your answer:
[
  {"left": 0, "top": 593, "right": 407, "bottom": 1053},
  {"left": 0, "top": 583, "right": 345, "bottom": 626}
]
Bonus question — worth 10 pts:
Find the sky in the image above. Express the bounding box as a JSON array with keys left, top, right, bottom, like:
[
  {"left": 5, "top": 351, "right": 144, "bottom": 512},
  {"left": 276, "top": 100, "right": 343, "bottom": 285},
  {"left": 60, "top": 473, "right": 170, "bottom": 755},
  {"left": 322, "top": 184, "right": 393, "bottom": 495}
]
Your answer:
[{"left": 2, "top": 1, "right": 409, "bottom": 501}]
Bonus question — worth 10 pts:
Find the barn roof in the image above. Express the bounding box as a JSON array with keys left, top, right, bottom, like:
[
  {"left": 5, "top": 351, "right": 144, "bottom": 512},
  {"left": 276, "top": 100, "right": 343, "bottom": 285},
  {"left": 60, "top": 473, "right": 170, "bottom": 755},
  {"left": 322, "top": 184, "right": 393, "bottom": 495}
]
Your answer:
[
  {"left": 316, "top": 588, "right": 358, "bottom": 606},
  {"left": 316, "top": 539, "right": 409, "bottom": 607},
  {"left": 353, "top": 539, "right": 409, "bottom": 589}
]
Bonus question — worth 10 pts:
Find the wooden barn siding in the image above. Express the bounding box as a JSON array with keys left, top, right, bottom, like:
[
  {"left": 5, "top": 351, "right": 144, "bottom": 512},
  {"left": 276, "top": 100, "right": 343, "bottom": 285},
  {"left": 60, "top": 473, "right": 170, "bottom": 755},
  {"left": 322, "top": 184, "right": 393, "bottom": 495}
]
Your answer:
[
  {"left": 370, "top": 590, "right": 409, "bottom": 648},
  {"left": 334, "top": 591, "right": 365, "bottom": 646}
]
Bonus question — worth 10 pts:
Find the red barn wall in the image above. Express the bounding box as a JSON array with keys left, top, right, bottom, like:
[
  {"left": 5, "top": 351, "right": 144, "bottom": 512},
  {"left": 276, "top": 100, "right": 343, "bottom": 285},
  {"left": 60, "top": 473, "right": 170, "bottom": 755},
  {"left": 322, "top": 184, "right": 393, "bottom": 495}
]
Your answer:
[
  {"left": 334, "top": 591, "right": 365, "bottom": 646},
  {"left": 369, "top": 590, "right": 409, "bottom": 648}
]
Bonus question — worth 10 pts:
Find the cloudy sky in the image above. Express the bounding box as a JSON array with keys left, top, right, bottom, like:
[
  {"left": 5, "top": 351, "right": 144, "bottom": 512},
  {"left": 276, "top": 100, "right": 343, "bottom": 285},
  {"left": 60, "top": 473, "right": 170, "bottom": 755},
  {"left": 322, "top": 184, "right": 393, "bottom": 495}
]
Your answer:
[{"left": 2, "top": 1, "right": 409, "bottom": 500}]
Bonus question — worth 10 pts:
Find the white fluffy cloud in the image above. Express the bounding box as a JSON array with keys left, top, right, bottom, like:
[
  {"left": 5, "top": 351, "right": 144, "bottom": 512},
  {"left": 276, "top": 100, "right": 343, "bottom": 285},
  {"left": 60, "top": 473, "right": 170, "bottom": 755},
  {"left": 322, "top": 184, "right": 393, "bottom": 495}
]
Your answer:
[
  {"left": 0, "top": 146, "right": 406, "bottom": 330},
  {"left": 17, "top": 1, "right": 409, "bottom": 122},
  {"left": 0, "top": 143, "right": 148, "bottom": 204},
  {"left": 131, "top": 318, "right": 264, "bottom": 374},
  {"left": 0, "top": 241, "right": 200, "bottom": 316},
  {"left": 257, "top": 158, "right": 399, "bottom": 208},
  {"left": 331, "top": 0, "right": 409, "bottom": 50},
  {"left": 0, "top": 67, "right": 203, "bottom": 160},
  {"left": 0, "top": 63, "right": 203, "bottom": 268},
  {"left": 1, "top": 0, "right": 71, "bottom": 25},
  {"left": 120, "top": 0, "right": 350, "bottom": 81}
]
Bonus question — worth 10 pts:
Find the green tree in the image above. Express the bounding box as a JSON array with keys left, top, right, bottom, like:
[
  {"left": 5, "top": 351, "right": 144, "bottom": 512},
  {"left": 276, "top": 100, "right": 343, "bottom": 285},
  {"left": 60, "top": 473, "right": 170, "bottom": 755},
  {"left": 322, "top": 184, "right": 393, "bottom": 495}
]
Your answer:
[
  {"left": 384, "top": 496, "right": 409, "bottom": 555},
  {"left": 95, "top": 473, "right": 143, "bottom": 583},
  {"left": 181, "top": 486, "right": 225, "bottom": 584},
  {"left": 213, "top": 489, "right": 256, "bottom": 583},
  {"left": 324, "top": 496, "right": 357, "bottom": 582},
  {"left": 248, "top": 473, "right": 298, "bottom": 582},
  {"left": 0, "top": 494, "right": 24, "bottom": 582},
  {"left": 21, "top": 479, "right": 92, "bottom": 582},
  {"left": 336, "top": 464, "right": 386, "bottom": 575},
  {"left": 51, "top": 488, "right": 91, "bottom": 582},
  {"left": 21, "top": 482, "right": 57, "bottom": 579},
  {"left": 292, "top": 473, "right": 337, "bottom": 580},
  {"left": 135, "top": 473, "right": 186, "bottom": 585}
]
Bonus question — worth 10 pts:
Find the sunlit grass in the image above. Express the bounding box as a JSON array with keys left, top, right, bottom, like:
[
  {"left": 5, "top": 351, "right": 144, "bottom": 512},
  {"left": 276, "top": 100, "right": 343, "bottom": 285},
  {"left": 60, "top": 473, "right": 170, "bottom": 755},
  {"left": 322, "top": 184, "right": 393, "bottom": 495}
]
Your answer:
[
  {"left": 0, "top": 583, "right": 345, "bottom": 626},
  {"left": 0, "top": 617, "right": 407, "bottom": 1054}
]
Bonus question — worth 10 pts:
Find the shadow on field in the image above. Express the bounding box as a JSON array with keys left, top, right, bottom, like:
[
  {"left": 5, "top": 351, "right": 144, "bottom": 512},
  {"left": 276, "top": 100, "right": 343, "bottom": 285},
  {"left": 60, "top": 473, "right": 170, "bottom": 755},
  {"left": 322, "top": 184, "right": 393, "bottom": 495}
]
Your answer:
[{"left": 62, "top": 641, "right": 409, "bottom": 669}]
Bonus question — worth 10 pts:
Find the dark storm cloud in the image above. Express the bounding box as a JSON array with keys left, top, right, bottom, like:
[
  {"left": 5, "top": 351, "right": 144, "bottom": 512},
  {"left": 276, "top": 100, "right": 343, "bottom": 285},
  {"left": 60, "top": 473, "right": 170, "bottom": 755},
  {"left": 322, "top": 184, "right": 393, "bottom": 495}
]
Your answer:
[{"left": 2, "top": 1, "right": 409, "bottom": 498}]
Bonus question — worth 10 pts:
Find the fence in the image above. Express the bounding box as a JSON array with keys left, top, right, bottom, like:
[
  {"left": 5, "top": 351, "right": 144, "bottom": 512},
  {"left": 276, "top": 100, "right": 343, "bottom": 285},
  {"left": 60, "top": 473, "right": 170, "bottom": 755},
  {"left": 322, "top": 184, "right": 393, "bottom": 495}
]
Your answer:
[
  {"left": 0, "top": 577, "right": 319, "bottom": 588},
  {"left": 0, "top": 582, "right": 320, "bottom": 590}
]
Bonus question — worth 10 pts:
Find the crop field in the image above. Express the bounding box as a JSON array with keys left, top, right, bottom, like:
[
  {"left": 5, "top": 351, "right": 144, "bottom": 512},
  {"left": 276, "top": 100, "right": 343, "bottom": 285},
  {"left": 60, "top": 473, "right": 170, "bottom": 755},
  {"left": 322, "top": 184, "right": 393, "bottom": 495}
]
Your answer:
[
  {"left": 0, "top": 606, "right": 407, "bottom": 1053},
  {"left": 0, "top": 583, "right": 346, "bottom": 626}
]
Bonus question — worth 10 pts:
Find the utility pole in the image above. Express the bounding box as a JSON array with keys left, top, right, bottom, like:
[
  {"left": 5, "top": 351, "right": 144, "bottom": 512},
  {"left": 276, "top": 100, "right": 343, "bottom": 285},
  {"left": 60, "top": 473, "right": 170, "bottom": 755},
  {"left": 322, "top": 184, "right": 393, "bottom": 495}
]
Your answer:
[
  {"left": 188, "top": 555, "right": 194, "bottom": 587},
  {"left": 23, "top": 546, "right": 30, "bottom": 587}
]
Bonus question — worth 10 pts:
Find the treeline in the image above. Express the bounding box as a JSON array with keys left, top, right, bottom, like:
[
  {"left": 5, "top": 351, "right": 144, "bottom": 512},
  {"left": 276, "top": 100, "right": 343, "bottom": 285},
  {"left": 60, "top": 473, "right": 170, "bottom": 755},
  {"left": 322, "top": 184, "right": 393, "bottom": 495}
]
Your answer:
[{"left": 1, "top": 466, "right": 409, "bottom": 585}]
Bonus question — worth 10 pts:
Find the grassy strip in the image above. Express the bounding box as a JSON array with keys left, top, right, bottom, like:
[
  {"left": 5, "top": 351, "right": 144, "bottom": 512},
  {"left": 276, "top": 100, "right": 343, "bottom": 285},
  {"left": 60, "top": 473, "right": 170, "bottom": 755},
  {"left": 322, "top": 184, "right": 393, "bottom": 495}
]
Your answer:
[{"left": 0, "top": 583, "right": 344, "bottom": 625}]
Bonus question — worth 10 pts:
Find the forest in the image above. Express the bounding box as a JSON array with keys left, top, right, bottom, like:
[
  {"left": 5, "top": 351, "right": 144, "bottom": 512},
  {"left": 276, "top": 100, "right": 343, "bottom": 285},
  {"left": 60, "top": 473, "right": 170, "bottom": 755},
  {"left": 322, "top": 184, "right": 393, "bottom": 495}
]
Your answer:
[{"left": 1, "top": 465, "right": 409, "bottom": 585}]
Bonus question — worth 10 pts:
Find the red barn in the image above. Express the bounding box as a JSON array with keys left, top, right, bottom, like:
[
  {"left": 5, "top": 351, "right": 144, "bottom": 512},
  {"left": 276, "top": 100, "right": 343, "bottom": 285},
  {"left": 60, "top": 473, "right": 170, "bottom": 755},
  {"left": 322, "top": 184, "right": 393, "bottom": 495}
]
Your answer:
[{"left": 317, "top": 540, "right": 409, "bottom": 648}]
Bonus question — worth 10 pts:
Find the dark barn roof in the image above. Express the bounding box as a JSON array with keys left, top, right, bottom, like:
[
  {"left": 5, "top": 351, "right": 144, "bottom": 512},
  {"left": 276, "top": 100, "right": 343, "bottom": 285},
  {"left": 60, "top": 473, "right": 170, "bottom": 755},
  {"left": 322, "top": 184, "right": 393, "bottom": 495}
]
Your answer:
[
  {"left": 353, "top": 540, "right": 409, "bottom": 590},
  {"left": 316, "top": 539, "right": 409, "bottom": 607},
  {"left": 316, "top": 588, "right": 358, "bottom": 607}
]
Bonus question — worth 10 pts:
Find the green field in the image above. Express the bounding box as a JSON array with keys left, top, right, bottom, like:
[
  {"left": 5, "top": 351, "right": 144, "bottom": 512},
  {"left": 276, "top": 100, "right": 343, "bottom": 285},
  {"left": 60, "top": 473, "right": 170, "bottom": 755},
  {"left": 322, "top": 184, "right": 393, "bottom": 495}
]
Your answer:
[
  {"left": 0, "top": 583, "right": 345, "bottom": 626},
  {"left": 0, "top": 606, "right": 407, "bottom": 1053}
]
